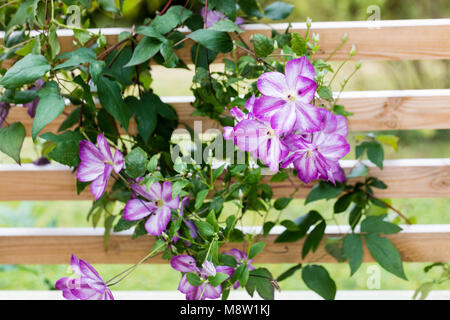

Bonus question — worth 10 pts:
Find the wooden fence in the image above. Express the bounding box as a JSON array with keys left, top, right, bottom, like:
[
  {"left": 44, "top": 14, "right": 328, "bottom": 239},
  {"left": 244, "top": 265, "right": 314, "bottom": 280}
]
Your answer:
[{"left": 0, "top": 19, "right": 449, "bottom": 266}]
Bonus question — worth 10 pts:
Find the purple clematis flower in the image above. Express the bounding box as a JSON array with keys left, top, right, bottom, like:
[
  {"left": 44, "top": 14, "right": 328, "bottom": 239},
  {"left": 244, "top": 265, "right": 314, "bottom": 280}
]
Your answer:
[
  {"left": 224, "top": 95, "right": 257, "bottom": 140},
  {"left": 254, "top": 57, "right": 321, "bottom": 134},
  {"left": 171, "top": 255, "right": 234, "bottom": 300},
  {"left": 23, "top": 78, "right": 44, "bottom": 118},
  {"left": 0, "top": 102, "right": 11, "bottom": 128},
  {"left": 200, "top": 6, "right": 244, "bottom": 29},
  {"left": 224, "top": 249, "right": 255, "bottom": 289},
  {"left": 76, "top": 133, "right": 124, "bottom": 200},
  {"left": 123, "top": 181, "right": 180, "bottom": 236},
  {"left": 281, "top": 109, "right": 350, "bottom": 184},
  {"left": 225, "top": 118, "right": 289, "bottom": 172},
  {"left": 55, "top": 254, "right": 114, "bottom": 300}
]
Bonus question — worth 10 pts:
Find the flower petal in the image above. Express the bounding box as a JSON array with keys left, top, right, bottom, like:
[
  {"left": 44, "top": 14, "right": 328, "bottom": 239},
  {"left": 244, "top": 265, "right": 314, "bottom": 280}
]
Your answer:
[
  {"left": 315, "top": 133, "right": 350, "bottom": 161},
  {"left": 70, "top": 254, "right": 82, "bottom": 275},
  {"left": 171, "top": 255, "right": 200, "bottom": 273},
  {"left": 253, "top": 96, "right": 287, "bottom": 122},
  {"left": 270, "top": 102, "right": 297, "bottom": 134},
  {"left": 96, "top": 133, "right": 113, "bottom": 162},
  {"left": 295, "top": 102, "right": 322, "bottom": 132},
  {"left": 294, "top": 76, "right": 316, "bottom": 104},
  {"left": 145, "top": 206, "right": 171, "bottom": 236},
  {"left": 285, "top": 57, "right": 315, "bottom": 91},
  {"left": 147, "top": 182, "right": 162, "bottom": 201},
  {"left": 123, "top": 199, "right": 155, "bottom": 221},
  {"left": 76, "top": 160, "right": 104, "bottom": 182},
  {"left": 90, "top": 164, "right": 112, "bottom": 200},
  {"left": 79, "top": 259, "right": 102, "bottom": 281},
  {"left": 202, "top": 283, "right": 222, "bottom": 300},
  {"left": 78, "top": 140, "right": 105, "bottom": 166},
  {"left": 162, "top": 181, "right": 173, "bottom": 203},
  {"left": 257, "top": 72, "right": 288, "bottom": 98},
  {"left": 113, "top": 150, "right": 124, "bottom": 173}
]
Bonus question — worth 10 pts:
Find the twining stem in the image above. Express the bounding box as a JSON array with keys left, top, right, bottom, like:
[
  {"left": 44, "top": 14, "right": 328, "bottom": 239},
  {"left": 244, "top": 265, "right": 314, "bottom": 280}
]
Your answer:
[
  {"left": 105, "top": 241, "right": 167, "bottom": 286},
  {"left": 233, "top": 42, "right": 276, "bottom": 71},
  {"left": 365, "top": 191, "right": 412, "bottom": 225}
]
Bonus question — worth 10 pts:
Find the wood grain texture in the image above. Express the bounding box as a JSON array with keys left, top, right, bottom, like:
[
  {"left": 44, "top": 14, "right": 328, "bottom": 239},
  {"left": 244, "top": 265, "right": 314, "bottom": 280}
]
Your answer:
[
  {"left": 0, "top": 159, "right": 448, "bottom": 201},
  {"left": 7, "top": 90, "right": 450, "bottom": 136},
  {"left": 2, "top": 19, "right": 450, "bottom": 70},
  {"left": 0, "top": 229, "right": 448, "bottom": 264}
]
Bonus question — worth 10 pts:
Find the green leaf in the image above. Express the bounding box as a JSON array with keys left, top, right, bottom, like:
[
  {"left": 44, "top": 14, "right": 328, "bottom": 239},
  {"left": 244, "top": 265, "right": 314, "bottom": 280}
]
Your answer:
[
  {"left": 55, "top": 48, "right": 97, "bottom": 70},
  {"left": 302, "top": 221, "right": 326, "bottom": 258},
  {"left": 356, "top": 141, "right": 384, "bottom": 169},
  {"left": 188, "top": 29, "right": 233, "bottom": 53},
  {"left": 248, "top": 242, "right": 266, "bottom": 259},
  {"left": 0, "top": 54, "right": 50, "bottom": 89},
  {"left": 334, "top": 193, "right": 354, "bottom": 213},
  {"left": 275, "top": 210, "right": 322, "bottom": 243},
  {"left": 273, "top": 197, "right": 292, "bottom": 210},
  {"left": 347, "top": 163, "right": 368, "bottom": 178},
  {"left": 364, "top": 233, "right": 407, "bottom": 280},
  {"left": 186, "top": 272, "right": 202, "bottom": 286},
  {"left": 301, "top": 265, "right": 336, "bottom": 300},
  {"left": 305, "top": 181, "right": 345, "bottom": 204},
  {"left": 252, "top": 34, "right": 274, "bottom": 58},
  {"left": 361, "top": 214, "right": 402, "bottom": 234},
  {"left": 239, "top": 265, "right": 250, "bottom": 288},
  {"left": 211, "top": 0, "right": 236, "bottom": 20},
  {"left": 342, "top": 234, "right": 363, "bottom": 276},
  {"left": 209, "top": 19, "right": 243, "bottom": 33},
  {"left": 32, "top": 81, "right": 65, "bottom": 140},
  {"left": 206, "top": 211, "right": 219, "bottom": 233},
  {"left": 49, "top": 25, "right": 61, "bottom": 59},
  {"left": 99, "top": 0, "right": 118, "bottom": 12},
  {"left": 128, "top": 94, "right": 156, "bottom": 143},
  {"left": 270, "top": 171, "right": 288, "bottom": 182},
  {"left": 237, "top": 0, "right": 263, "bottom": 19},
  {"left": 376, "top": 134, "right": 399, "bottom": 151},
  {"left": 73, "top": 28, "right": 92, "bottom": 45},
  {"left": 317, "top": 86, "right": 333, "bottom": 101},
  {"left": 97, "top": 76, "right": 129, "bottom": 131},
  {"left": 40, "top": 131, "right": 83, "bottom": 167},
  {"left": 263, "top": 221, "right": 275, "bottom": 236},
  {"left": 125, "top": 147, "right": 147, "bottom": 179},
  {"left": 277, "top": 264, "right": 302, "bottom": 282},
  {"left": 150, "top": 10, "right": 180, "bottom": 34},
  {"left": 195, "top": 189, "right": 209, "bottom": 210},
  {"left": 245, "top": 268, "right": 274, "bottom": 300},
  {"left": 113, "top": 216, "right": 138, "bottom": 232},
  {"left": 208, "top": 272, "right": 230, "bottom": 287},
  {"left": 0, "top": 122, "right": 26, "bottom": 164},
  {"left": 291, "top": 33, "right": 307, "bottom": 56},
  {"left": 124, "top": 37, "right": 161, "bottom": 67},
  {"left": 264, "top": 1, "right": 294, "bottom": 20},
  {"left": 194, "top": 221, "right": 215, "bottom": 239}
]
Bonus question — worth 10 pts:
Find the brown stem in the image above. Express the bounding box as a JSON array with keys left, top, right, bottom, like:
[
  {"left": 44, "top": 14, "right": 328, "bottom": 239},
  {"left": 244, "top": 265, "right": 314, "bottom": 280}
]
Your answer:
[
  {"left": 366, "top": 192, "right": 412, "bottom": 225},
  {"left": 234, "top": 43, "right": 276, "bottom": 71}
]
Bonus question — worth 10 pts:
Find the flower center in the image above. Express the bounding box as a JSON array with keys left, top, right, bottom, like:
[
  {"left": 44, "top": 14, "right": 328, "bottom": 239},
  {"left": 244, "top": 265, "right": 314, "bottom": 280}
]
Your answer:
[
  {"left": 286, "top": 93, "right": 297, "bottom": 102},
  {"left": 267, "top": 128, "right": 275, "bottom": 137}
]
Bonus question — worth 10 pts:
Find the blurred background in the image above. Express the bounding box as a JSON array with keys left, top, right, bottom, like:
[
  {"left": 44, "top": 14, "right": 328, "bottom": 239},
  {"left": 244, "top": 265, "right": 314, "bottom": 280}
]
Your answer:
[{"left": 0, "top": 0, "right": 449, "bottom": 296}]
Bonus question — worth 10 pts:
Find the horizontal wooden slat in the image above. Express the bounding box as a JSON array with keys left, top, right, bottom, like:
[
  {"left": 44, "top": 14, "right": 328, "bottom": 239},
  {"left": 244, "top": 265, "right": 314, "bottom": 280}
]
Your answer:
[
  {"left": 1, "top": 19, "right": 450, "bottom": 70},
  {"left": 0, "top": 225, "right": 449, "bottom": 264},
  {"left": 7, "top": 89, "right": 450, "bottom": 136},
  {"left": 0, "top": 159, "right": 448, "bottom": 201}
]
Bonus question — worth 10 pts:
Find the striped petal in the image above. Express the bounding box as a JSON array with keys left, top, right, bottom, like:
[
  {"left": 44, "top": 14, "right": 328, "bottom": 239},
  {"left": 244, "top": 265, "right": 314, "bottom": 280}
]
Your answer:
[{"left": 145, "top": 206, "right": 171, "bottom": 236}]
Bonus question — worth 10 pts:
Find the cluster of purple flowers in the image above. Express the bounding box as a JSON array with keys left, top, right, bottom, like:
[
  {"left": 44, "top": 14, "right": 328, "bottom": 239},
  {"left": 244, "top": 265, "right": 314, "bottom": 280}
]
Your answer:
[
  {"left": 170, "top": 248, "right": 254, "bottom": 300},
  {"left": 223, "top": 57, "right": 350, "bottom": 184}
]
